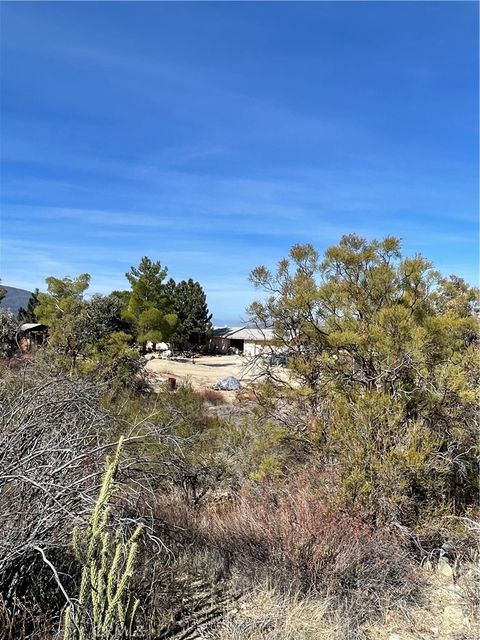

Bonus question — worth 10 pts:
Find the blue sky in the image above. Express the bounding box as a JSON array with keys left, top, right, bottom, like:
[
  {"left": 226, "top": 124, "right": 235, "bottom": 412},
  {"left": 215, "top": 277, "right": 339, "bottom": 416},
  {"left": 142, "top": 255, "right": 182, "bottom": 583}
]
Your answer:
[{"left": 1, "top": 1, "right": 478, "bottom": 325}]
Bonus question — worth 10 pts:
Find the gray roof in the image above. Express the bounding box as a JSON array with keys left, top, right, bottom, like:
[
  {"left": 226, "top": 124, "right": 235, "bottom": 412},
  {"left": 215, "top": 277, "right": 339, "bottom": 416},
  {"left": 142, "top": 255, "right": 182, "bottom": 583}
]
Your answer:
[{"left": 225, "top": 327, "right": 274, "bottom": 341}]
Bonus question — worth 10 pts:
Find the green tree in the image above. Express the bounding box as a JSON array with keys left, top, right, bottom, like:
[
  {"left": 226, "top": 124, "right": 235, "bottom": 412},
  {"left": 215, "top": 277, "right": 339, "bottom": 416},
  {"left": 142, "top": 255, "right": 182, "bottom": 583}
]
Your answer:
[
  {"left": 35, "top": 274, "right": 91, "bottom": 370},
  {"left": 83, "top": 294, "right": 130, "bottom": 344},
  {"left": 124, "top": 257, "right": 177, "bottom": 352},
  {"left": 18, "top": 288, "right": 40, "bottom": 323},
  {"left": 168, "top": 279, "right": 213, "bottom": 352},
  {"left": 249, "top": 235, "right": 479, "bottom": 525},
  {"left": 81, "top": 331, "right": 142, "bottom": 388},
  {"left": 0, "top": 310, "right": 19, "bottom": 357},
  {"left": 110, "top": 290, "right": 132, "bottom": 313}
]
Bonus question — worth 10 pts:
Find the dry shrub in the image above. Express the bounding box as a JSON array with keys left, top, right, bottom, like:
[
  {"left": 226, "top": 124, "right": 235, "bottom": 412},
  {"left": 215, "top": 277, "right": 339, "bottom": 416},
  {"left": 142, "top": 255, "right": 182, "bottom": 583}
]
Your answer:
[
  {"left": 201, "top": 389, "right": 227, "bottom": 405},
  {"left": 236, "top": 390, "right": 257, "bottom": 404},
  {"left": 0, "top": 595, "right": 54, "bottom": 640},
  {"left": 154, "top": 484, "right": 419, "bottom": 627},
  {"left": 0, "top": 364, "right": 163, "bottom": 639}
]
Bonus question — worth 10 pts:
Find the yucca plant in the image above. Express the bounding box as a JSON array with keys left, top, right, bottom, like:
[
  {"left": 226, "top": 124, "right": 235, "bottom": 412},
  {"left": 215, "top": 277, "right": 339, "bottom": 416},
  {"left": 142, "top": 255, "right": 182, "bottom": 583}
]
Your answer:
[{"left": 64, "top": 436, "right": 142, "bottom": 639}]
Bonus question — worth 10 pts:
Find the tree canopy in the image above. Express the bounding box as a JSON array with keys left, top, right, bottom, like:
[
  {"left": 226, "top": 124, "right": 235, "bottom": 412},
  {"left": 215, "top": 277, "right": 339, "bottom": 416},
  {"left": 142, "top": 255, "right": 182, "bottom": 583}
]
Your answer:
[
  {"left": 35, "top": 274, "right": 91, "bottom": 369},
  {"left": 167, "top": 278, "right": 213, "bottom": 352},
  {"left": 124, "top": 257, "right": 177, "bottom": 349},
  {"left": 249, "top": 234, "right": 479, "bottom": 523}
]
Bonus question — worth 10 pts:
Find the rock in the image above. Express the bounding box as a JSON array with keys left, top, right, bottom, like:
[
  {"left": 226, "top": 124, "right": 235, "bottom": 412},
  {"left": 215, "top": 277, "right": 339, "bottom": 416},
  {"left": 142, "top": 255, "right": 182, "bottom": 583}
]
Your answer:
[
  {"left": 389, "top": 635, "right": 402, "bottom": 640},
  {"left": 438, "top": 558, "right": 453, "bottom": 578}
]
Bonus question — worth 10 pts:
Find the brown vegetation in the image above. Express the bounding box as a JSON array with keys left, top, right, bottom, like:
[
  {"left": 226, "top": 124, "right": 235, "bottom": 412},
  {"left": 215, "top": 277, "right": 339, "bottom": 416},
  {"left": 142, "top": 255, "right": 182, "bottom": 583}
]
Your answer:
[{"left": 0, "top": 236, "right": 478, "bottom": 639}]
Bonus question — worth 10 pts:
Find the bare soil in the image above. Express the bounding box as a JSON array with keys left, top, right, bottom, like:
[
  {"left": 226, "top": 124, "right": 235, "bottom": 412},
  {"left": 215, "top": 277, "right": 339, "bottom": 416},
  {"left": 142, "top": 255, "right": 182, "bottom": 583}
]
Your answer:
[{"left": 145, "top": 354, "right": 264, "bottom": 391}]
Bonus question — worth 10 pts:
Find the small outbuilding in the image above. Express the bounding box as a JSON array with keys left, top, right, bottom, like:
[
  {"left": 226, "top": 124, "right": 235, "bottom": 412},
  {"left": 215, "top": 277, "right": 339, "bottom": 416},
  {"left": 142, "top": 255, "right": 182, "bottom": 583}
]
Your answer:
[{"left": 18, "top": 323, "right": 47, "bottom": 352}]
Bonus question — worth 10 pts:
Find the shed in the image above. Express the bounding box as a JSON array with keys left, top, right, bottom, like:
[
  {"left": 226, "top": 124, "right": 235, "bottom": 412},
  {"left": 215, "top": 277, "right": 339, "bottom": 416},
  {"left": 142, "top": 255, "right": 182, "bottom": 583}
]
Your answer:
[{"left": 19, "top": 323, "right": 47, "bottom": 352}]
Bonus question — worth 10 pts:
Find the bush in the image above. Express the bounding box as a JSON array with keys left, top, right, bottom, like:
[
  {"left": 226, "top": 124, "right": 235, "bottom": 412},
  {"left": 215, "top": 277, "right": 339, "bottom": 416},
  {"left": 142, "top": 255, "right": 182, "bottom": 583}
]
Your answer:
[
  {"left": 152, "top": 482, "right": 419, "bottom": 628},
  {"left": 0, "top": 310, "right": 19, "bottom": 358}
]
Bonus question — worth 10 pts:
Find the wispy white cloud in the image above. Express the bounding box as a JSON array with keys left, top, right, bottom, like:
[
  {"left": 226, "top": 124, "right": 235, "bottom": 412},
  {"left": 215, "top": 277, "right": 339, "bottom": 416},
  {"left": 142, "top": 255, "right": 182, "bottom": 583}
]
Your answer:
[{"left": 1, "top": 1, "right": 477, "bottom": 322}]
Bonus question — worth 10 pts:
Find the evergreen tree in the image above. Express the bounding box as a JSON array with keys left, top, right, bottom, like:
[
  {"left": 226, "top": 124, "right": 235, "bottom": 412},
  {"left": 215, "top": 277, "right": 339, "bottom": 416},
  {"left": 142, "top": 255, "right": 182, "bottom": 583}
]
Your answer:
[
  {"left": 169, "top": 279, "right": 213, "bottom": 352},
  {"left": 123, "top": 257, "right": 177, "bottom": 352},
  {"left": 35, "top": 274, "right": 91, "bottom": 369},
  {"left": 18, "top": 288, "right": 40, "bottom": 323},
  {"left": 83, "top": 294, "right": 130, "bottom": 344}
]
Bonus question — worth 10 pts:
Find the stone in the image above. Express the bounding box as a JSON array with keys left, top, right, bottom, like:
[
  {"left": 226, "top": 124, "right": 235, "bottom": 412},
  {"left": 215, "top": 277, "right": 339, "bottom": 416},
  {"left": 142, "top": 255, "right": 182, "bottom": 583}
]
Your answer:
[{"left": 438, "top": 558, "right": 453, "bottom": 578}]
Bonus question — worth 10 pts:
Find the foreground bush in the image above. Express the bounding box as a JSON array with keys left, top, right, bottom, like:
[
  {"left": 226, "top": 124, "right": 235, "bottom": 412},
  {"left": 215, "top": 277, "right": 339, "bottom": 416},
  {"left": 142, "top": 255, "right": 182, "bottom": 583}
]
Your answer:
[
  {"left": 153, "top": 483, "right": 419, "bottom": 628},
  {"left": 249, "top": 235, "right": 479, "bottom": 532}
]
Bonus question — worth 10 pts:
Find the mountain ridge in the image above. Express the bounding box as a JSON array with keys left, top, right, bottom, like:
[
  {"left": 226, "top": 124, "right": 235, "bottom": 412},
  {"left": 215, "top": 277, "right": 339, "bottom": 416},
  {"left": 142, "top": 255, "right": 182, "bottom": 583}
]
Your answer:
[{"left": 0, "top": 286, "right": 34, "bottom": 316}]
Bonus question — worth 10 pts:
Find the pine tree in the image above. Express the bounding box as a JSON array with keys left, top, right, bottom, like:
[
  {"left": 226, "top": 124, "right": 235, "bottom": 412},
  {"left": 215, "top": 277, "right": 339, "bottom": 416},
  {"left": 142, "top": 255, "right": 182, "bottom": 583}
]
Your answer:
[
  {"left": 123, "top": 257, "right": 177, "bottom": 352},
  {"left": 169, "top": 279, "right": 213, "bottom": 352}
]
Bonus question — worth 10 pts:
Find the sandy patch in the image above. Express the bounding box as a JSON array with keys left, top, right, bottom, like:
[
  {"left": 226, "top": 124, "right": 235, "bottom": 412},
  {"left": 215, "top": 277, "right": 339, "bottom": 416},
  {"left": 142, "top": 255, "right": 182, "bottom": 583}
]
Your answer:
[{"left": 145, "top": 354, "right": 264, "bottom": 390}]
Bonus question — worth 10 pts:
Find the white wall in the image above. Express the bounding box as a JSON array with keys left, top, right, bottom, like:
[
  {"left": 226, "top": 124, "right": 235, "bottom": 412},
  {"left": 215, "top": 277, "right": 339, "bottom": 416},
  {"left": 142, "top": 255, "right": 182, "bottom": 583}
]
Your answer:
[{"left": 244, "top": 341, "right": 264, "bottom": 357}]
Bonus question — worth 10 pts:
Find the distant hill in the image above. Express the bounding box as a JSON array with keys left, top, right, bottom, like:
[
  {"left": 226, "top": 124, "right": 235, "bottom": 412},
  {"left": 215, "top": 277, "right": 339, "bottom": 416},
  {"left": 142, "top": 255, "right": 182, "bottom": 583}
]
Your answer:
[{"left": 0, "top": 286, "right": 33, "bottom": 316}]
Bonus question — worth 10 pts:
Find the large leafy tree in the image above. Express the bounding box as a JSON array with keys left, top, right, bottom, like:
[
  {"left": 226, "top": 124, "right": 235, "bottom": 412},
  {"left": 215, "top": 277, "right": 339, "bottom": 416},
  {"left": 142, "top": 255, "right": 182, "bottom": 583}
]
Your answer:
[
  {"left": 124, "top": 257, "right": 177, "bottom": 351},
  {"left": 167, "top": 278, "right": 213, "bottom": 352},
  {"left": 249, "top": 235, "right": 479, "bottom": 525}
]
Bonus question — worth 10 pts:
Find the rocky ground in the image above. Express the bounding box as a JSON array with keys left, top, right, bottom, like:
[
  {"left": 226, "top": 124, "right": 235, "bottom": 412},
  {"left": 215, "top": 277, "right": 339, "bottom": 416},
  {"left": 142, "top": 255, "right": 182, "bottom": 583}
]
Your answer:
[{"left": 365, "top": 563, "right": 478, "bottom": 640}]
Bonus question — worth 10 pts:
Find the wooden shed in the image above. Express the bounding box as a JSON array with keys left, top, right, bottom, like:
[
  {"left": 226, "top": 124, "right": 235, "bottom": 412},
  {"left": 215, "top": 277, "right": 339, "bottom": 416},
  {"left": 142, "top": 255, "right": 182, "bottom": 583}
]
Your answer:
[{"left": 19, "top": 323, "right": 47, "bottom": 352}]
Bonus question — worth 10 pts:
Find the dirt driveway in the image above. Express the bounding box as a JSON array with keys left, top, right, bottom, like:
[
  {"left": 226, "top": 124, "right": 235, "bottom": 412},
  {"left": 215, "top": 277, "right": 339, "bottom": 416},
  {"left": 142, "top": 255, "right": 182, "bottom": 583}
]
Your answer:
[{"left": 145, "top": 354, "right": 263, "bottom": 390}]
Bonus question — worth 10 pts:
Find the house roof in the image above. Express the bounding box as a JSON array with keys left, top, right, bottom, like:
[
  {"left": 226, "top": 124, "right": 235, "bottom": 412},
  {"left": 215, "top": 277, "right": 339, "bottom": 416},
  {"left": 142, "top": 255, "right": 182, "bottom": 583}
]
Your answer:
[
  {"left": 212, "top": 326, "right": 242, "bottom": 337},
  {"left": 212, "top": 325, "right": 274, "bottom": 341},
  {"left": 225, "top": 327, "right": 274, "bottom": 341},
  {"left": 20, "top": 323, "right": 47, "bottom": 332}
]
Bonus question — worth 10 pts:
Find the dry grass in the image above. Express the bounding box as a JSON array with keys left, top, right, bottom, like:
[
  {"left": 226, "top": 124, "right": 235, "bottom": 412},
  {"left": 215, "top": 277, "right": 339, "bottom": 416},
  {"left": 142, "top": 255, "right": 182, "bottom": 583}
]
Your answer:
[
  {"left": 203, "top": 567, "right": 480, "bottom": 640},
  {"left": 204, "top": 585, "right": 339, "bottom": 640},
  {"left": 201, "top": 389, "right": 227, "bottom": 405},
  {"left": 153, "top": 484, "right": 419, "bottom": 629}
]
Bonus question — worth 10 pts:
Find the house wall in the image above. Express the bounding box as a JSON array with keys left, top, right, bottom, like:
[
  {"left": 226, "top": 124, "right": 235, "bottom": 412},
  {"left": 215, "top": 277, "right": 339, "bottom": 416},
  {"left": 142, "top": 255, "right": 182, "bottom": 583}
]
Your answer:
[
  {"left": 209, "top": 337, "right": 231, "bottom": 353},
  {"left": 244, "top": 340, "right": 272, "bottom": 357}
]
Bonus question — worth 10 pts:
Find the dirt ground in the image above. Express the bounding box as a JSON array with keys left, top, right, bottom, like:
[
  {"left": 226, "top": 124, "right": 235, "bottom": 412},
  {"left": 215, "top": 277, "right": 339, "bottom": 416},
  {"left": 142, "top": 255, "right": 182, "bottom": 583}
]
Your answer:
[{"left": 145, "top": 354, "right": 266, "bottom": 391}]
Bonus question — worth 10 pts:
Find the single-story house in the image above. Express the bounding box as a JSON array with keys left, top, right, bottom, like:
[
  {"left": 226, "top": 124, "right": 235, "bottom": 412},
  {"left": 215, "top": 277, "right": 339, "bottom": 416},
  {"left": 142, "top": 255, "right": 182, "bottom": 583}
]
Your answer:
[{"left": 209, "top": 326, "right": 274, "bottom": 356}]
